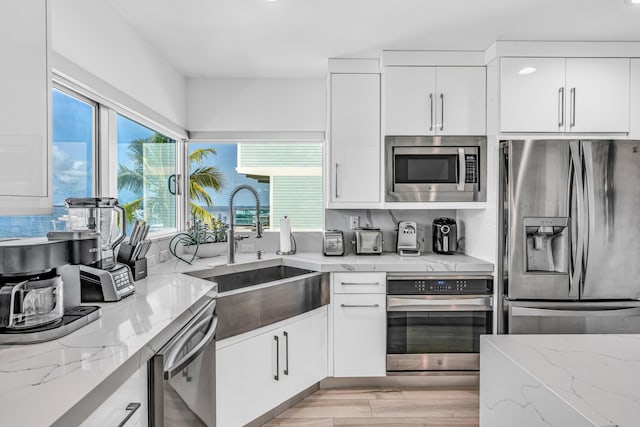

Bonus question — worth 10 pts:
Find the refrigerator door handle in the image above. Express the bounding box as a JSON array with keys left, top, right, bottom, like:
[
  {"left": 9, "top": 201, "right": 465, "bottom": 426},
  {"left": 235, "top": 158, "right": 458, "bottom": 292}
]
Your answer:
[
  {"left": 512, "top": 306, "right": 640, "bottom": 318},
  {"left": 581, "top": 141, "right": 595, "bottom": 297},
  {"left": 569, "top": 141, "right": 585, "bottom": 299}
]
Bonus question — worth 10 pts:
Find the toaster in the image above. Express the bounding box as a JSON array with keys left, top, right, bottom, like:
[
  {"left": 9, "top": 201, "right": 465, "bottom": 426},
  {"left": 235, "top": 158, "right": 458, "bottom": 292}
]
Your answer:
[
  {"left": 323, "top": 230, "right": 344, "bottom": 256},
  {"left": 352, "top": 228, "right": 383, "bottom": 255}
]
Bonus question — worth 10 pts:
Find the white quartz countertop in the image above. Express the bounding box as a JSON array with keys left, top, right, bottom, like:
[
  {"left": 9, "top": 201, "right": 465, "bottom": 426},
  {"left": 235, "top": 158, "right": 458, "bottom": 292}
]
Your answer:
[
  {"left": 481, "top": 334, "right": 640, "bottom": 427},
  {"left": 153, "top": 250, "right": 494, "bottom": 275},
  {"left": 0, "top": 272, "right": 215, "bottom": 426}
]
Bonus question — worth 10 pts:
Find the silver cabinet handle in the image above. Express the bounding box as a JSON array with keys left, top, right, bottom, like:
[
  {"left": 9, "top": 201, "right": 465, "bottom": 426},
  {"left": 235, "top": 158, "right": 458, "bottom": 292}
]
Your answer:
[
  {"left": 340, "top": 304, "right": 380, "bottom": 308},
  {"left": 558, "top": 87, "right": 564, "bottom": 128},
  {"left": 439, "top": 93, "right": 444, "bottom": 131},
  {"left": 428, "top": 93, "right": 434, "bottom": 131},
  {"left": 457, "top": 147, "right": 466, "bottom": 192},
  {"left": 512, "top": 306, "right": 640, "bottom": 318},
  {"left": 283, "top": 331, "right": 289, "bottom": 376},
  {"left": 335, "top": 163, "right": 339, "bottom": 198},
  {"left": 340, "top": 282, "right": 380, "bottom": 286},
  {"left": 570, "top": 87, "right": 576, "bottom": 127},
  {"left": 117, "top": 402, "right": 141, "bottom": 427},
  {"left": 274, "top": 335, "right": 279, "bottom": 381}
]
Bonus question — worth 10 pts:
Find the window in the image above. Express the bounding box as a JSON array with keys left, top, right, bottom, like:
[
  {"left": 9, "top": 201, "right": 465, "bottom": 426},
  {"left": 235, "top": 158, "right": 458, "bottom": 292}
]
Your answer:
[
  {"left": 0, "top": 88, "right": 95, "bottom": 237},
  {"left": 187, "top": 142, "right": 323, "bottom": 231},
  {"left": 116, "top": 114, "right": 177, "bottom": 235}
]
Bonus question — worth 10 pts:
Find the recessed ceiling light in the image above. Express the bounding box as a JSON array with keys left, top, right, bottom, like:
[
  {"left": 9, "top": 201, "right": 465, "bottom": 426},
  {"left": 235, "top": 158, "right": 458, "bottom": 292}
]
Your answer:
[
  {"left": 265, "top": 0, "right": 279, "bottom": 2},
  {"left": 625, "top": 0, "right": 640, "bottom": 5},
  {"left": 518, "top": 67, "right": 537, "bottom": 75}
]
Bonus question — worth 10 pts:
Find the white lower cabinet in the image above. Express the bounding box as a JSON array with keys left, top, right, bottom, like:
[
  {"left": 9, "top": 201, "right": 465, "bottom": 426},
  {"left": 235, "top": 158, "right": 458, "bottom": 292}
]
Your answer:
[
  {"left": 217, "top": 307, "right": 328, "bottom": 427},
  {"left": 333, "top": 293, "right": 387, "bottom": 377},
  {"left": 80, "top": 364, "right": 148, "bottom": 427}
]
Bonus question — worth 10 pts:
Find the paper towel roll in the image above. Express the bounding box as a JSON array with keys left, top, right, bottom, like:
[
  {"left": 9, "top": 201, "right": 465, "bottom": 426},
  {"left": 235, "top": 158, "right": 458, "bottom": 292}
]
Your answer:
[{"left": 280, "top": 216, "right": 292, "bottom": 253}]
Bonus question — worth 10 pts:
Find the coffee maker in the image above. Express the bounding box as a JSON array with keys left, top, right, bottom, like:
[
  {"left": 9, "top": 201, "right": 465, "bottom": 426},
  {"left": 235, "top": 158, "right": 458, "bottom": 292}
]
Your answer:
[
  {"left": 396, "top": 221, "right": 420, "bottom": 256},
  {"left": 62, "top": 197, "right": 135, "bottom": 302},
  {"left": 0, "top": 237, "right": 101, "bottom": 344}
]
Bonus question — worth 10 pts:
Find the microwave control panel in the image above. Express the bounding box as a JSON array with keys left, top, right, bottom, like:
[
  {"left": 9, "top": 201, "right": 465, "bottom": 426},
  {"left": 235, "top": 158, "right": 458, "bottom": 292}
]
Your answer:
[
  {"left": 465, "top": 154, "right": 478, "bottom": 183},
  {"left": 387, "top": 277, "right": 492, "bottom": 295}
]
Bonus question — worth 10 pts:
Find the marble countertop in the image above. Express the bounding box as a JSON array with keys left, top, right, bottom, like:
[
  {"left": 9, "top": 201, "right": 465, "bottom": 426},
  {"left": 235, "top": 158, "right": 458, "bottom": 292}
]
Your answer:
[
  {"left": 153, "top": 250, "right": 494, "bottom": 275},
  {"left": 481, "top": 334, "right": 640, "bottom": 427},
  {"left": 0, "top": 272, "right": 215, "bottom": 426}
]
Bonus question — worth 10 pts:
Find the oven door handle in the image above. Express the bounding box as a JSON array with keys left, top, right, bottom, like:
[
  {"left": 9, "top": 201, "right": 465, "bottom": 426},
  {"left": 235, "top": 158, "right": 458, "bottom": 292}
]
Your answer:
[{"left": 387, "top": 296, "right": 493, "bottom": 312}]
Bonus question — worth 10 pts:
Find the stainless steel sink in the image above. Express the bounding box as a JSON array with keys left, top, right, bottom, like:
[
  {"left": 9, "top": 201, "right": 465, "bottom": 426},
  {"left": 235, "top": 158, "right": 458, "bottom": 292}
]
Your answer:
[
  {"left": 189, "top": 265, "right": 314, "bottom": 293},
  {"left": 186, "top": 262, "right": 329, "bottom": 340}
]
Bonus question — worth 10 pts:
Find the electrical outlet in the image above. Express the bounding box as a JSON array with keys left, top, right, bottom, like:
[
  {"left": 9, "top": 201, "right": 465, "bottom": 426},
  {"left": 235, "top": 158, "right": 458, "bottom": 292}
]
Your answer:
[
  {"left": 350, "top": 216, "right": 360, "bottom": 229},
  {"left": 240, "top": 243, "right": 255, "bottom": 252},
  {"left": 159, "top": 250, "right": 169, "bottom": 262},
  {"left": 147, "top": 254, "right": 159, "bottom": 266}
]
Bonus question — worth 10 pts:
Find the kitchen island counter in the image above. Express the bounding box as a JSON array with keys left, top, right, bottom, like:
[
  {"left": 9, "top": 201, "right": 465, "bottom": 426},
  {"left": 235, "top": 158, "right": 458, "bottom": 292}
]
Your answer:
[{"left": 480, "top": 334, "right": 640, "bottom": 427}]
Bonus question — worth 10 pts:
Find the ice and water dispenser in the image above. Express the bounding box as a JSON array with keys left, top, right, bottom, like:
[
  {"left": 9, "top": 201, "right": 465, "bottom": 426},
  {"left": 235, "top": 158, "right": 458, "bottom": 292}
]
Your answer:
[{"left": 523, "top": 217, "right": 569, "bottom": 274}]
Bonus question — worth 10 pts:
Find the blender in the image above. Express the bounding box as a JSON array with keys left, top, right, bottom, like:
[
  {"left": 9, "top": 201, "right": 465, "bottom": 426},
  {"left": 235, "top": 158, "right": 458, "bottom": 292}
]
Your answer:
[{"left": 64, "top": 197, "right": 135, "bottom": 302}]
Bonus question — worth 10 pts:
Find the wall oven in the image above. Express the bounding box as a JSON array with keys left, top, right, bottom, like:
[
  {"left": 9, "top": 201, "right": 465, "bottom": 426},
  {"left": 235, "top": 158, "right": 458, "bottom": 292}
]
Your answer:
[
  {"left": 386, "top": 275, "right": 493, "bottom": 374},
  {"left": 385, "top": 136, "right": 486, "bottom": 202}
]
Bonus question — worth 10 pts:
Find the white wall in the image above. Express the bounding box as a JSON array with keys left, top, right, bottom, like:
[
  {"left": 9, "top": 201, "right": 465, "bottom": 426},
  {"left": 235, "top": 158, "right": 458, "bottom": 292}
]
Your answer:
[
  {"left": 51, "top": 0, "right": 187, "bottom": 129},
  {"left": 187, "top": 78, "right": 326, "bottom": 132}
]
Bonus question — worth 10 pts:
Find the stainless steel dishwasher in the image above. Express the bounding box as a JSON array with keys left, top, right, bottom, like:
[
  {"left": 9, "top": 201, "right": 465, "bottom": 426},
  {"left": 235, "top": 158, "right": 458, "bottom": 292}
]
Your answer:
[{"left": 150, "top": 295, "right": 217, "bottom": 426}]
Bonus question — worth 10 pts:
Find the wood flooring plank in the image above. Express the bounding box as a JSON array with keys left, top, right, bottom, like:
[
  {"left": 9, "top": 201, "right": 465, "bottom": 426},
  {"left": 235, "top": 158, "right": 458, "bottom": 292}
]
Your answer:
[
  {"left": 307, "top": 389, "right": 405, "bottom": 400},
  {"left": 401, "top": 389, "right": 479, "bottom": 400},
  {"left": 333, "top": 418, "right": 479, "bottom": 427},
  {"left": 262, "top": 418, "right": 334, "bottom": 426},
  {"left": 368, "top": 399, "right": 479, "bottom": 418},
  {"left": 276, "top": 399, "right": 372, "bottom": 419}
]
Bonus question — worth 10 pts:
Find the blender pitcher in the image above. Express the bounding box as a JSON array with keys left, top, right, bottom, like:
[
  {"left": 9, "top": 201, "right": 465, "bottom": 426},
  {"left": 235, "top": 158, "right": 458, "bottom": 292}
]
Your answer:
[{"left": 65, "top": 197, "right": 126, "bottom": 270}]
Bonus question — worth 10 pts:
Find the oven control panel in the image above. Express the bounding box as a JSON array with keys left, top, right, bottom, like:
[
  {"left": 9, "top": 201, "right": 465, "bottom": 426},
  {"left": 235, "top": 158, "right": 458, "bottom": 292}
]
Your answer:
[{"left": 387, "top": 277, "right": 492, "bottom": 295}]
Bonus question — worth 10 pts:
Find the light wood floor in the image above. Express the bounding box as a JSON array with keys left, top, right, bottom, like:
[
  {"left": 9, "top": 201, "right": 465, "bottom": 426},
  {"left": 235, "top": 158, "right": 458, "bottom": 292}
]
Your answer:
[{"left": 261, "top": 387, "right": 479, "bottom": 427}]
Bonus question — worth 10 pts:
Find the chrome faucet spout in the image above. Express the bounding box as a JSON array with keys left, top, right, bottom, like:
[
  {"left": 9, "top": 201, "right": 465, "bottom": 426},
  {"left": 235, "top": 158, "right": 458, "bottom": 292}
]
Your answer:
[{"left": 227, "top": 185, "right": 263, "bottom": 264}]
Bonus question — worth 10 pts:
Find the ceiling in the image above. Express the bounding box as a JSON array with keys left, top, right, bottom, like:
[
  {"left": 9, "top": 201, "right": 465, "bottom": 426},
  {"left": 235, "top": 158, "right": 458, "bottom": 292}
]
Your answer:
[{"left": 107, "top": 0, "right": 640, "bottom": 78}]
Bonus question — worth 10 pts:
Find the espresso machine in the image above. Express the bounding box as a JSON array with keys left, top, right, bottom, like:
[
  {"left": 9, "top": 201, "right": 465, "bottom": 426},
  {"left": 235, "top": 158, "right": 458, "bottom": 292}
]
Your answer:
[
  {"left": 62, "top": 197, "right": 135, "bottom": 302},
  {"left": 0, "top": 237, "right": 101, "bottom": 344}
]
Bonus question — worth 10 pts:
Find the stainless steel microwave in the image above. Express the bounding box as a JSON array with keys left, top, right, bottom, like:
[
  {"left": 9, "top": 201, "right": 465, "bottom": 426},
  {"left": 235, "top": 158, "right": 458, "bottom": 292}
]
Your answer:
[{"left": 385, "top": 136, "right": 486, "bottom": 202}]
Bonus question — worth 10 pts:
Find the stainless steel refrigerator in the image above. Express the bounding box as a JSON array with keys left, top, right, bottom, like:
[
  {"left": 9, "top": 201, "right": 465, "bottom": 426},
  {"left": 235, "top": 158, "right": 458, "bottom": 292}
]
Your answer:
[{"left": 500, "top": 139, "right": 640, "bottom": 334}]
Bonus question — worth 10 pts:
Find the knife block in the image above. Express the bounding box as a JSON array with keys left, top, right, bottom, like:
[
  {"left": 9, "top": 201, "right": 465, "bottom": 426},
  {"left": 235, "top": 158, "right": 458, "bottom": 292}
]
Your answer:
[{"left": 117, "top": 243, "right": 148, "bottom": 281}]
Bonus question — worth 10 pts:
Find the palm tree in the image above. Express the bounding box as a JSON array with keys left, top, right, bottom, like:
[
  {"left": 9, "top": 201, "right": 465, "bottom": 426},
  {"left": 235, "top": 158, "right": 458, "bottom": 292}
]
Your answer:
[{"left": 117, "top": 135, "right": 226, "bottom": 228}]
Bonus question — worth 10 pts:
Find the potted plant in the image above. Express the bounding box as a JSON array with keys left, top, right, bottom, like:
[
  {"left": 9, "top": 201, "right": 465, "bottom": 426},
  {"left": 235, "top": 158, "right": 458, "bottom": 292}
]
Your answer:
[{"left": 169, "top": 215, "right": 229, "bottom": 263}]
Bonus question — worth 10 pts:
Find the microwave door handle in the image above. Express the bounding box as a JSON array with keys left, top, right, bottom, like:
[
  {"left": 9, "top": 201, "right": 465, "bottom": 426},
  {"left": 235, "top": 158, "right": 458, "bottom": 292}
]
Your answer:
[{"left": 457, "top": 148, "right": 466, "bottom": 191}]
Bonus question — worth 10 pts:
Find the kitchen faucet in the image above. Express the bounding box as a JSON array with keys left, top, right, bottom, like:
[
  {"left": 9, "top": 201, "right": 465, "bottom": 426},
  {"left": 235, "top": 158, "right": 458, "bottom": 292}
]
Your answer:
[{"left": 227, "top": 185, "right": 263, "bottom": 264}]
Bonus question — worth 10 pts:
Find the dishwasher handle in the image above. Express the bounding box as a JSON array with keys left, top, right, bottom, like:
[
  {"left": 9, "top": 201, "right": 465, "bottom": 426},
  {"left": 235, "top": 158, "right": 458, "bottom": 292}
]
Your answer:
[{"left": 163, "top": 315, "right": 218, "bottom": 380}]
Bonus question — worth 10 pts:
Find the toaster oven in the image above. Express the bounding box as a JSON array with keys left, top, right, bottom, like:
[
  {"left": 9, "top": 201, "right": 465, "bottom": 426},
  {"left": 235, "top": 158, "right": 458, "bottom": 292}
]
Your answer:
[{"left": 385, "top": 136, "right": 486, "bottom": 202}]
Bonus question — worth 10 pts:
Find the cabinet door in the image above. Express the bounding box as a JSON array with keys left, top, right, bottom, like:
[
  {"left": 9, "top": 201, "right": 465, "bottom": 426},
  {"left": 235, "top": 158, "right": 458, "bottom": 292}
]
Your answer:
[
  {"left": 80, "top": 365, "right": 148, "bottom": 427},
  {"left": 0, "top": 0, "right": 51, "bottom": 214},
  {"left": 566, "top": 58, "right": 630, "bottom": 133},
  {"left": 500, "top": 58, "right": 566, "bottom": 133},
  {"left": 329, "top": 73, "right": 380, "bottom": 204},
  {"left": 333, "top": 293, "right": 387, "bottom": 377},
  {"left": 436, "top": 67, "right": 486, "bottom": 135},
  {"left": 217, "top": 330, "right": 284, "bottom": 427},
  {"left": 384, "top": 66, "right": 437, "bottom": 135},
  {"left": 630, "top": 59, "right": 640, "bottom": 139},
  {"left": 281, "top": 308, "right": 327, "bottom": 399}
]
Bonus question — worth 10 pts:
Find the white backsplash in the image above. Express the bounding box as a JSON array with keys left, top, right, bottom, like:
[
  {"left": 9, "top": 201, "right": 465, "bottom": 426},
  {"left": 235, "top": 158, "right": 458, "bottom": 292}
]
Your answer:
[{"left": 325, "top": 209, "right": 457, "bottom": 254}]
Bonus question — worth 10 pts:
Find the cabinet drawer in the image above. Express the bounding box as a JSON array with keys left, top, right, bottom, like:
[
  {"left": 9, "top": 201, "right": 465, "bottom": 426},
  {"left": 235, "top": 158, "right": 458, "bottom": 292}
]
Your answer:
[
  {"left": 80, "top": 364, "right": 148, "bottom": 427},
  {"left": 333, "top": 272, "right": 386, "bottom": 294}
]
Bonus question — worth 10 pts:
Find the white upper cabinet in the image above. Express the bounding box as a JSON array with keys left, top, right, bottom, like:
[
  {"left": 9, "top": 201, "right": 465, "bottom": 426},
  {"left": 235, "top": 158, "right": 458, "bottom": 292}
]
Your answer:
[
  {"left": 384, "top": 66, "right": 486, "bottom": 136},
  {"left": 565, "top": 58, "right": 630, "bottom": 133},
  {"left": 500, "top": 57, "right": 630, "bottom": 133},
  {"left": 0, "top": 0, "right": 51, "bottom": 215},
  {"left": 328, "top": 73, "right": 380, "bottom": 206}
]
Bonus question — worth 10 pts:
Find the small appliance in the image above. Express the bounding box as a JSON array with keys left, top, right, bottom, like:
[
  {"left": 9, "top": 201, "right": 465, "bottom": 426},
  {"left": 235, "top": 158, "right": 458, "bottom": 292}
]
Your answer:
[
  {"left": 323, "top": 230, "right": 344, "bottom": 256},
  {"left": 64, "top": 197, "right": 135, "bottom": 302},
  {"left": 385, "top": 136, "right": 486, "bottom": 202},
  {"left": 396, "top": 221, "right": 420, "bottom": 256},
  {"left": 0, "top": 238, "right": 101, "bottom": 344},
  {"left": 432, "top": 217, "right": 457, "bottom": 254},
  {"left": 353, "top": 227, "right": 383, "bottom": 255}
]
